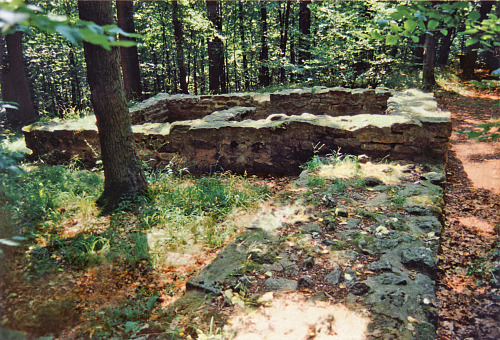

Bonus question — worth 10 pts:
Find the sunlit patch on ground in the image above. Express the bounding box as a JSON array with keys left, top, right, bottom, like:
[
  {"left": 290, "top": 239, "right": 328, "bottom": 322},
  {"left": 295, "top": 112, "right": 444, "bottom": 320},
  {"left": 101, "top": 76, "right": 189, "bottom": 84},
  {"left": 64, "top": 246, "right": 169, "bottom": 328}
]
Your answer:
[
  {"left": 317, "top": 161, "right": 410, "bottom": 185},
  {"left": 458, "top": 216, "right": 497, "bottom": 237},
  {"left": 221, "top": 292, "right": 369, "bottom": 340},
  {"left": 451, "top": 143, "right": 500, "bottom": 195}
]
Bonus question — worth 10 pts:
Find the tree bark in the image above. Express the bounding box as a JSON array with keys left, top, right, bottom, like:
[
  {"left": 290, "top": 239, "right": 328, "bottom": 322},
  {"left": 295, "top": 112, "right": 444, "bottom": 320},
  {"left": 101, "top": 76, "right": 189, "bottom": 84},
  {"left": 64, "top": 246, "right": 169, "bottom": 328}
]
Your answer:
[
  {"left": 298, "top": 0, "right": 311, "bottom": 65},
  {"left": 68, "top": 47, "right": 82, "bottom": 110},
  {"left": 414, "top": 34, "right": 426, "bottom": 67},
  {"left": 259, "top": 1, "right": 270, "bottom": 87},
  {"left": 462, "top": 0, "right": 493, "bottom": 79},
  {"left": 116, "top": 0, "right": 142, "bottom": 100},
  {"left": 206, "top": 0, "right": 226, "bottom": 94},
  {"left": 238, "top": 0, "right": 249, "bottom": 90},
  {"left": 437, "top": 28, "right": 455, "bottom": 67},
  {"left": 78, "top": 0, "right": 147, "bottom": 206},
  {"left": 172, "top": 0, "right": 189, "bottom": 94},
  {"left": 422, "top": 32, "right": 436, "bottom": 91},
  {"left": 1, "top": 32, "right": 38, "bottom": 128},
  {"left": 280, "top": 1, "right": 291, "bottom": 83}
]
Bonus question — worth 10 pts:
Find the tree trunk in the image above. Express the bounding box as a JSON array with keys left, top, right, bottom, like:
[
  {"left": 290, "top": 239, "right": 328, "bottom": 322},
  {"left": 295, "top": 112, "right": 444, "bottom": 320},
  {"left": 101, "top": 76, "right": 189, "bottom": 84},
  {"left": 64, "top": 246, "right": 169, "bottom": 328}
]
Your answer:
[
  {"left": 1, "top": 32, "right": 38, "bottom": 128},
  {"left": 422, "top": 32, "right": 436, "bottom": 91},
  {"left": 116, "top": 0, "right": 142, "bottom": 100},
  {"left": 238, "top": 0, "right": 249, "bottom": 90},
  {"left": 298, "top": 0, "right": 311, "bottom": 65},
  {"left": 259, "top": 1, "right": 270, "bottom": 87},
  {"left": 68, "top": 47, "right": 82, "bottom": 110},
  {"left": 78, "top": 0, "right": 147, "bottom": 207},
  {"left": 172, "top": 0, "right": 189, "bottom": 94},
  {"left": 280, "top": 1, "right": 291, "bottom": 83},
  {"left": 206, "top": 0, "right": 226, "bottom": 94},
  {"left": 414, "top": 34, "right": 426, "bottom": 67},
  {"left": 437, "top": 28, "right": 455, "bottom": 67},
  {"left": 462, "top": 1, "right": 493, "bottom": 79}
]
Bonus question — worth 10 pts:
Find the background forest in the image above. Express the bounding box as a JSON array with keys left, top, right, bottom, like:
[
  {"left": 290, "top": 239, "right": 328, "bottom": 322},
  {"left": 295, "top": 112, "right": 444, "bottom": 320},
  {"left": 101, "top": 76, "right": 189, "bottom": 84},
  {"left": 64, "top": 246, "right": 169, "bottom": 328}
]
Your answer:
[{"left": 1, "top": 0, "right": 499, "bottom": 129}]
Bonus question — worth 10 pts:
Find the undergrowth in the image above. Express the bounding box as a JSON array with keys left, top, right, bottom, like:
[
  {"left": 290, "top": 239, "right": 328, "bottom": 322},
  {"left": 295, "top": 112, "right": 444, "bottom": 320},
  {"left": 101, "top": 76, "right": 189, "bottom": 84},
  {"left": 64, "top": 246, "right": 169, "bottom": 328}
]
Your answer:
[{"left": 0, "top": 152, "right": 268, "bottom": 337}]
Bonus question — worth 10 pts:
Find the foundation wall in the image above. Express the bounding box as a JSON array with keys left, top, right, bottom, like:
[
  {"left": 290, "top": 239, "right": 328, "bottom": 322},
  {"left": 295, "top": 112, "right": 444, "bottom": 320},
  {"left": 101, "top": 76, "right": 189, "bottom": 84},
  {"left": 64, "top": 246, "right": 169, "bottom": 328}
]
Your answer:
[{"left": 23, "top": 88, "right": 452, "bottom": 175}]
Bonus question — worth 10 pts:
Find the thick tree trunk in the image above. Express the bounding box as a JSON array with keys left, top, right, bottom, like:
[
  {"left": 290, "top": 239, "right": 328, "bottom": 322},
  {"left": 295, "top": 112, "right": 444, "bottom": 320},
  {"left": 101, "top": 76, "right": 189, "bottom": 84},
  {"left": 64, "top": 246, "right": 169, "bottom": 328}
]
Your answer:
[
  {"left": 462, "top": 1, "right": 493, "bottom": 79},
  {"left": 206, "top": 0, "right": 226, "bottom": 94},
  {"left": 238, "top": 0, "right": 249, "bottom": 90},
  {"left": 414, "top": 34, "right": 426, "bottom": 68},
  {"left": 78, "top": 0, "right": 147, "bottom": 206},
  {"left": 437, "top": 28, "right": 455, "bottom": 67},
  {"left": 116, "top": 0, "right": 142, "bottom": 100},
  {"left": 259, "top": 1, "right": 270, "bottom": 87},
  {"left": 1, "top": 32, "right": 38, "bottom": 128},
  {"left": 298, "top": 0, "right": 311, "bottom": 65},
  {"left": 422, "top": 32, "right": 436, "bottom": 91},
  {"left": 172, "top": 0, "right": 189, "bottom": 94}
]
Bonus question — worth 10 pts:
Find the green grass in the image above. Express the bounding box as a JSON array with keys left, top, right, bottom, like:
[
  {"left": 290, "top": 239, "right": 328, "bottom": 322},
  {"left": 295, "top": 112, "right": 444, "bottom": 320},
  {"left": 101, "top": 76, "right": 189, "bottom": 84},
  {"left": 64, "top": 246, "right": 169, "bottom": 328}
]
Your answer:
[{"left": 0, "top": 155, "right": 268, "bottom": 277}]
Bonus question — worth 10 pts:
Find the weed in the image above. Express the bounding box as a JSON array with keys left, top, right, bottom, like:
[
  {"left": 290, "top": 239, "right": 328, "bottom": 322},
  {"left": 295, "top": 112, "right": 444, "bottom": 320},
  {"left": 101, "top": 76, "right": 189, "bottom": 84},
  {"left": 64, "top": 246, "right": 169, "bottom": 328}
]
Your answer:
[
  {"left": 85, "top": 292, "right": 161, "bottom": 339},
  {"left": 306, "top": 175, "right": 327, "bottom": 188},
  {"left": 466, "top": 259, "right": 487, "bottom": 278},
  {"left": 356, "top": 209, "right": 379, "bottom": 220},
  {"left": 390, "top": 193, "right": 407, "bottom": 207},
  {"left": 330, "top": 240, "right": 349, "bottom": 250}
]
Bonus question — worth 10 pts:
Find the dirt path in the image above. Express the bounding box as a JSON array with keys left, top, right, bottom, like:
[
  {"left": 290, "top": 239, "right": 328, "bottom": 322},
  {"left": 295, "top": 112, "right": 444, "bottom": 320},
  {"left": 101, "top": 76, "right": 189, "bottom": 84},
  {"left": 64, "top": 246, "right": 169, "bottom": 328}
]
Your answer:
[{"left": 435, "top": 90, "right": 500, "bottom": 339}]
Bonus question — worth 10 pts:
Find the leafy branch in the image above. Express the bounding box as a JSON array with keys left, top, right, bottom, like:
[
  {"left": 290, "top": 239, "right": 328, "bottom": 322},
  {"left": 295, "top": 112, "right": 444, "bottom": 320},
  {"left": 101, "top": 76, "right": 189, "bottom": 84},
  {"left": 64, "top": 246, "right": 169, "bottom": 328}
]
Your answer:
[{"left": 0, "top": 0, "right": 142, "bottom": 50}]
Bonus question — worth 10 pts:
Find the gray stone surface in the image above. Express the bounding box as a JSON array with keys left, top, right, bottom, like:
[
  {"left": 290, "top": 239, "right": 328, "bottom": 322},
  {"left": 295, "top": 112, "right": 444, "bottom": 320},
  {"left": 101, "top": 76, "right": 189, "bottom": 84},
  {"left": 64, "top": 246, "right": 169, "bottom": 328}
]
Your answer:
[
  {"left": 401, "top": 247, "right": 437, "bottom": 274},
  {"left": 264, "top": 277, "right": 299, "bottom": 291},
  {"left": 325, "top": 270, "right": 342, "bottom": 286}
]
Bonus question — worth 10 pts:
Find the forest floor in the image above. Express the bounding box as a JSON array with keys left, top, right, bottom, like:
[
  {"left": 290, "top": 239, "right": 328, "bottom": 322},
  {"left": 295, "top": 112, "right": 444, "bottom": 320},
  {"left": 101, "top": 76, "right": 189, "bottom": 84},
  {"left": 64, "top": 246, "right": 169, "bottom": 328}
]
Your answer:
[
  {"left": 1, "top": 74, "right": 499, "bottom": 340},
  {"left": 433, "top": 73, "right": 500, "bottom": 339}
]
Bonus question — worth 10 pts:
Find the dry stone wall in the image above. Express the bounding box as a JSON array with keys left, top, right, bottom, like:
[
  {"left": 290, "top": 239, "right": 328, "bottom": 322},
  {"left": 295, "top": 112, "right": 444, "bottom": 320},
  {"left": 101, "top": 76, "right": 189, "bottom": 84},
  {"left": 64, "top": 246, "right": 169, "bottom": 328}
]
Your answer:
[
  {"left": 130, "top": 87, "right": 391, "bottom": 124},
  {"left": 23, "top": 87, "right": 451, "bottom": 175}
]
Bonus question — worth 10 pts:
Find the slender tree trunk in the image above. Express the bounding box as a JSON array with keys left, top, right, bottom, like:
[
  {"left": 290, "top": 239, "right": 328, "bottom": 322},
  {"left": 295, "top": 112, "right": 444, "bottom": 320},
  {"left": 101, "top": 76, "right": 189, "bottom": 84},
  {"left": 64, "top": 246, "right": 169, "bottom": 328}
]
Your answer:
[
  {"left": 200, "top": 38, "right": 206, "bottom": 94},
  {"left": 238, "top": 0, "right": 249, "bottom": 90},
  {"left": 206, "top": 0, "right": 226, "bottom": 94},
  {"left": 280, "top": 1, "right": 291, "bottom": 83},
  {"left": 422, "top": 32, "right": 436, "bottom": 91},
  {"left": 116, "top": 0, "right": 142, "bottom": 100},
  {"left": 172, "top": 0, "right": 189, "bottom": 94},
  {"left": 1, "top": 32, "right": 38, "bottom": 128},
  {"left": 68, "top": 47, "right": 82, "bottom": 110},
  {"left": 298, "top": 0, "right": 311, "bottom": 65},
  {"left": 259, "top": 1, "right": 270, "bottom": 87},
  {"left": 78, "top": 0, "right": 147, "bottom": 206}
]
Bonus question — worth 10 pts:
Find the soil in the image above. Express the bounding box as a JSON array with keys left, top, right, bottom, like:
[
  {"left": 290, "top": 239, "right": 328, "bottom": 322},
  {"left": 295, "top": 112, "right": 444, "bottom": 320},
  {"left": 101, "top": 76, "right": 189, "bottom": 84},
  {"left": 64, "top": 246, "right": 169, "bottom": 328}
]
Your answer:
[{"left": 434, "top": 85, "right": 500, "bottom": 339}]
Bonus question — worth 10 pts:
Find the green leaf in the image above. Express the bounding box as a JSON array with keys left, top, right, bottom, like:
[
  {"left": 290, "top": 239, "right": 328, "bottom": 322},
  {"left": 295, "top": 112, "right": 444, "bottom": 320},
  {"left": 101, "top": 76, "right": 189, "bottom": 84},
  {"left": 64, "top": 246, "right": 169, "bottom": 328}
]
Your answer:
[
  {"left": 390, "top": 11, "right": 404, "bottom": 20},
  {"left": 404, "top": 19, "right": 418, "bottom": 33},
  {"left": 440, "top": 29, "right": 448, "bottom": 36},
  {"left": 427, "top": 20, "right": 439, "bottom": 31},
  {"left": 465, "top": 38, "right": 479, "bottom": 47},
  {"left": 55, "top": 25, "right": 82, "bottom": 45},
  {"left": 0, "top": 239, "right": 20, "bottom": 246},
  {"left": 370, "top": 31, "right": 384, "bottom": 41},
  {"left": 389, "top": 22, "right": 402, "bottom": 33},
  {"left": 386, "top": 35, "right": 399, "bottom": 45},
  {"left": 411, "top": 35, "right": 420, "bottom": 43},
  {"left": 451, "top": 1, "right": 470, "bottom": 10},
  {"left": 468, "top": 10, "right": 480, "bottom": 22},
  {"left": 110, "top": 40, "right": 138, "bottom": 48},
  {"left": 463, "top": 28, "right": 479, "bottom": 35}
]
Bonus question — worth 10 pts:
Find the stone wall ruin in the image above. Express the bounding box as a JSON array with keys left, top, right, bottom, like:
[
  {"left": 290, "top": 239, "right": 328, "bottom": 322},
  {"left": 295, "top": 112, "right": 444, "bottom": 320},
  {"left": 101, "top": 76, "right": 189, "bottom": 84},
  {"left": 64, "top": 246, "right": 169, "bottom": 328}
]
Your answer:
[{"left": 23, "top": 87, "right": 452, "bottom": 174}]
